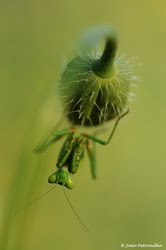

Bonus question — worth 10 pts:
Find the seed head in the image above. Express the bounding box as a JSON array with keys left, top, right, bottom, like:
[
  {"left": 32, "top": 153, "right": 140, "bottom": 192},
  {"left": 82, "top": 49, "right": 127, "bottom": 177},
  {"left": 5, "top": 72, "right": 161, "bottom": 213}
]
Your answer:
[{"left": 59, "top": 27, "right": 135, "bottom": 126}]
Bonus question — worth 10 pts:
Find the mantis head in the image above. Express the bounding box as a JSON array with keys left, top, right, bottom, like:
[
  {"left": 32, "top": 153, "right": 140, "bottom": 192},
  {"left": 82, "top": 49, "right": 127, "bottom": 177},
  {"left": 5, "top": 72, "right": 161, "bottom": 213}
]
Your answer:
[{"left": 48, "top": 166, "right": 74, "bottom": 189}]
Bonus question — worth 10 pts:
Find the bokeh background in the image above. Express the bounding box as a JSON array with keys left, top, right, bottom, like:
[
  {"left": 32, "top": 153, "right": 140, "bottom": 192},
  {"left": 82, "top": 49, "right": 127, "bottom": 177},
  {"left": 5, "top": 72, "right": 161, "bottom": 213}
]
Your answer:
[{"left": 0, "top": 1, "right": 166, "bottom": 249}]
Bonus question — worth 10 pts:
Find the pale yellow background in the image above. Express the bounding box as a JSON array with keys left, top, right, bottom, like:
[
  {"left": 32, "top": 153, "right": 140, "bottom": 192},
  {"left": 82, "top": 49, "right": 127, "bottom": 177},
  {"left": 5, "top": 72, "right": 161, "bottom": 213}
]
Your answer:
[{"left": 0, "top": 1, "right": 166, "bottom": 250}]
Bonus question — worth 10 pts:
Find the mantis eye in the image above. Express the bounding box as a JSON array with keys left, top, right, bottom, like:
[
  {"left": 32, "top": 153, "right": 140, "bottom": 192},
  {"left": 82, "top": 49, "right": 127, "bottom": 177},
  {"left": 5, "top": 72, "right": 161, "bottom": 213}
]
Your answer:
[
  {"left": 66, "top": 178, "right": 74, "bottom": 189},
  {"left": 48, "top": 173, "right": 57, "bottom": 183}
]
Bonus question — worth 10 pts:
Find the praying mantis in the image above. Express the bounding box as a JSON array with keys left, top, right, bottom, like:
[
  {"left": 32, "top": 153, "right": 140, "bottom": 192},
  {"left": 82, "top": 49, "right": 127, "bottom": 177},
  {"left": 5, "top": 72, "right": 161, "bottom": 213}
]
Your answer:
[
  {"left": 16, "top": 110, "right": 129, "bottom": 232},
  {"left": 34, "top": 109, "right": 129, "bottom": 189}
]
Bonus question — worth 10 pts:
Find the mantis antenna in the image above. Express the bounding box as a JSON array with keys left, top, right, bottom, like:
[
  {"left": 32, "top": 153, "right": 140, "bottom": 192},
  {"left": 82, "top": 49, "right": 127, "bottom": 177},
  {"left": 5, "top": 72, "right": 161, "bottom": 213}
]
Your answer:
[
  {"left": 15, "top": 186, "right": 56, "bottom": 215},
  {"left": 16, "top": 186, "right": 92, "bottom": 234},
  {"left": 63, "top": 187, "right": 92, "bottom": 235}
]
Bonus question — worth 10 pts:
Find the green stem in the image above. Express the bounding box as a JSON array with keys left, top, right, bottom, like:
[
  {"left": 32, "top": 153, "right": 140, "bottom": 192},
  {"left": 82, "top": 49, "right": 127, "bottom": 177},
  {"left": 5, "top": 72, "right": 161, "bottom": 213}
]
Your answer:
[{"left": 92, "top": 36, "right": 117, "bottom": 78}]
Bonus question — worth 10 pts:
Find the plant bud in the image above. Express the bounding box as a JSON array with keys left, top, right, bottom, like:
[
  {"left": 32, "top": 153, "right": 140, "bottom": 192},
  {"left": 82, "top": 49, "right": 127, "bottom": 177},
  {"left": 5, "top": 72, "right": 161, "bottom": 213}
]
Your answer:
[{"left": 59, "top": 26, "right": 135, "bottom": 126}]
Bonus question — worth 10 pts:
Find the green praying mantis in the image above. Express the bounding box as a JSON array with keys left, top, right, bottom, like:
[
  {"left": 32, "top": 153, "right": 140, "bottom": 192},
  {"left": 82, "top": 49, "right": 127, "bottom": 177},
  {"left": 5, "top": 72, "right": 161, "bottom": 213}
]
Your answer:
[
  {"left": 17, "top": 109, "right": 129, "bottom": 233},
  {"left": 34, "top": 109, "right": 129, "bottom": 189}
]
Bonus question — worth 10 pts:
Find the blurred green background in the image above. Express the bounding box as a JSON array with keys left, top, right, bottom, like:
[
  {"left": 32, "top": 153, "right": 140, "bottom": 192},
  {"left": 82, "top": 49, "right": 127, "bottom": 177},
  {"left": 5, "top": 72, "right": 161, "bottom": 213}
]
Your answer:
[{"left": 0, "top": 1, "right": 166, "bottom": 249}]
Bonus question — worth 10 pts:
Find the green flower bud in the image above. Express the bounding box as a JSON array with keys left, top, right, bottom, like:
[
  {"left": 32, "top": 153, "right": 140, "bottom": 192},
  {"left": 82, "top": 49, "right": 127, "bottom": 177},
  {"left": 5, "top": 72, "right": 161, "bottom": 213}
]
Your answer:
[{"left": 59, "top": 26, "right": 135, "bottom": 126}]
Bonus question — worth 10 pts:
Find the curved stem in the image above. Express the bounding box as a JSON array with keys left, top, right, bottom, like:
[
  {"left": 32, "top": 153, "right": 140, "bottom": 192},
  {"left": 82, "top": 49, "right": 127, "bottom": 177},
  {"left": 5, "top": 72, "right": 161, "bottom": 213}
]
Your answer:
[{"left": 92, "top": 36, "right": 117, "bottom": 78}]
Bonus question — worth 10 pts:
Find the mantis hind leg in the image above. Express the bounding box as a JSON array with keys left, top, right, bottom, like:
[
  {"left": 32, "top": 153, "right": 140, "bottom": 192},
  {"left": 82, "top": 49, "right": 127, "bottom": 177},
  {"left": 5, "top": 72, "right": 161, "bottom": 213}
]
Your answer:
[
  {"left": 83, "top": 109, "right": 129, "bottom": 145},
  {"left": 34, "top": 128, "right": 74, "bottom": 154},
  {"left": 86, "top": 140, "right": 97, "bottom": 179},
  {"left": 34, "top": 112, "right": 76, "bottom": 154}
]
